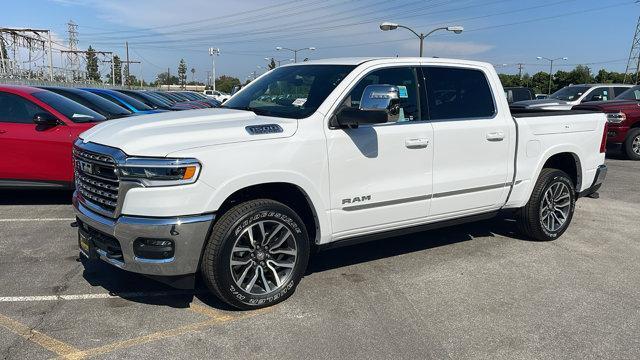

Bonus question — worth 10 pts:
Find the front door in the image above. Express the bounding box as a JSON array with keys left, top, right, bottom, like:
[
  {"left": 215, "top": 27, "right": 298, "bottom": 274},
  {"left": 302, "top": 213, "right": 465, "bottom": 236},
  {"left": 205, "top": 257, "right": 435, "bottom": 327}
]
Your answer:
[
  {"left": 326, "top": 66, "right": 434, "bottom": 238},
  {"left": 0, "top": 92, "right": 71, "bottom": 184}
]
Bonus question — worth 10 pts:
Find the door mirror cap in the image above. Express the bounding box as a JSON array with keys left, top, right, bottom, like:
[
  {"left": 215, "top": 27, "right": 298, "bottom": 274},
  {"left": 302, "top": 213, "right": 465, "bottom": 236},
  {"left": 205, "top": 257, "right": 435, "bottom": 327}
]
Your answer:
[
  {"left": 334, "top": 107, "right": 388, "bottom": 127},
  {"left": 359, "top": 84, "right": 400, "bottom": 111},
  {"left": 33, "top": 113, "right": 59, "bottom": 126}
]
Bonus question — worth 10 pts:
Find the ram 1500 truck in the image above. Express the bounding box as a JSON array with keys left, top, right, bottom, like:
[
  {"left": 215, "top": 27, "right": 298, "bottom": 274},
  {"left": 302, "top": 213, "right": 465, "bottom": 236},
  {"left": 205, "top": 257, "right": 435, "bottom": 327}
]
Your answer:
[{"left": 73, "top": 57, "right": 607, "bottom": 309}]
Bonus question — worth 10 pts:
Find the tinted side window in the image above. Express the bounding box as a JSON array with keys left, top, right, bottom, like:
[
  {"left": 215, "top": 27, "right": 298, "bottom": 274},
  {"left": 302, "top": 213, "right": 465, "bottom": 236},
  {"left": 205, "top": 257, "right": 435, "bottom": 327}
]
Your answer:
[
  {"left": 423, "top": 67, "right": 495, "bottom": 120},
  {"left": 583, "top": 87, "right": 610, "bottom": 102},
  {"left": 614, "top": 87, "right": 631, "bottom": 97},
  {"left": 344, "top": 67, "right": 421, "bottom": 122},
  {"left": 0, "top": 92, "right": 45, "bottom": 124}
]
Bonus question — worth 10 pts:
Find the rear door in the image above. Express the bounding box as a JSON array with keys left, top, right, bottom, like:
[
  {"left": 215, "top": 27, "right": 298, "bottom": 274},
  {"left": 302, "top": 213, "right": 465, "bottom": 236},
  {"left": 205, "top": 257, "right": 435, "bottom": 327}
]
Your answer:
[
  {"left": 0, "top": 91, "right": 72, "bottom": 184},
  {"left": 422, "top": 66, "right": 511, "bottom": 218}
]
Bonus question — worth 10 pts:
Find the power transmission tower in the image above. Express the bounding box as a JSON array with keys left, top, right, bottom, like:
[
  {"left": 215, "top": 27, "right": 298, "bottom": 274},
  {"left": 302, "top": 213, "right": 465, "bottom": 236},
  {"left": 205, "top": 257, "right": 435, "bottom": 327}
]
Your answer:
[
  {"left": 0, "top": 27, "right": 54, "bottom": 80},
  {"left": 624, "top": 15, "right": 640, "bottom": 84},
  {"left": 67, "top": 20, "right": 79, "bottom": 80}
]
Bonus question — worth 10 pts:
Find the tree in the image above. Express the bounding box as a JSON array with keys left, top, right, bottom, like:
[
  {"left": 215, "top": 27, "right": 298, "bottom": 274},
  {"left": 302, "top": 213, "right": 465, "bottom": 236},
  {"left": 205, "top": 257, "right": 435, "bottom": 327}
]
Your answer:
[
  {"left": 178, "top": 59, "right": 187, "bottom": 88},
  {"left": 268, "top": 58, "right": 276, "bottom": 70},
  {"left": 155, "top": 71, "right": 179, "bottom": 86},
  {"left": 595, "top": 69, "right": 626, "bottom": 84},
  {"left": 530, "top": 71, "right": 551, "bottom": 94},
  {"left": 85, "top": 45, "right": 100, "bottom": 82},
  {"left": 190, "top": 67, "right": 196, "bottom": 83},
  {"left": 106, "top": 54, "right": 122, "bottom": 85},
  {"left": 215, "top": 75, "right": 241, "bottom": 93}
]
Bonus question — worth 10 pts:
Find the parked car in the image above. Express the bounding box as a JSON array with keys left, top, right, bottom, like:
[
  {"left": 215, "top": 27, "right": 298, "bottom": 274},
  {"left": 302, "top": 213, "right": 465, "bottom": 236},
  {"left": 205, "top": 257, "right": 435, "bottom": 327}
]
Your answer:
[
  {"left": 39, "top": 86, "right": 133, "bottom": 120},
  {"left": 511, "top": 84, "right": 632, "bottom": 110},
  {"left": 114, "top": 89, "right": 175, "bottom": 111},
  {"left": 203, "top": 89, "right": 230, "bottom": 102},
  {"left": 80, "top": 88, "right": 166, "bottom": 114},
  {"left": 504, "top": 87, "right": 535, "bottom": 104},
  {"left": 0, "top": 85, "right": 106, "bottom": 188},
  {"left": 176, "top": 91, "right": 220, "bottom": 108},
  {"left": 151, "top": 91, "right": 208, "bottom": 109},
  {"left": 573, "top": 84, "right": 640, "bottom": 160},
  {"left": 73, "top": 58, "right": 606, "bottom": 310}
]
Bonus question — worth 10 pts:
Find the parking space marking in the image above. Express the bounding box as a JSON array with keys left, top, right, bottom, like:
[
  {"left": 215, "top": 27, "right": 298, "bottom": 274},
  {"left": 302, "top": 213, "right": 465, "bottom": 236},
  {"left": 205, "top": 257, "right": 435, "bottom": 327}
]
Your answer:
[
  {"left": 0, "top": 290, "right": 203, "bottom": 303},
  {"left": 0, "top": 218, "right": 75, "bottom": 222},
  {"left": 0, "top": 312, "right": 80, "bottom": 357},
  {"left": 62, "top": 305, "right": 273, "bottom": 359}
]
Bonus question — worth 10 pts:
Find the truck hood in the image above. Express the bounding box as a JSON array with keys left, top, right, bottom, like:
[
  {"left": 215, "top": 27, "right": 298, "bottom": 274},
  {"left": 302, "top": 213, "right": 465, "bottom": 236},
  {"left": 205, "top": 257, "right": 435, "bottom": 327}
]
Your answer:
[
  {"left": 511, "top": 99, "right": 572, "bottom": 109},
  {"left": 79, "top": 108, "right": 298, "bottom": 156},
  {"left": 573, "top": 99, "right": 640, "bottom": 111}
]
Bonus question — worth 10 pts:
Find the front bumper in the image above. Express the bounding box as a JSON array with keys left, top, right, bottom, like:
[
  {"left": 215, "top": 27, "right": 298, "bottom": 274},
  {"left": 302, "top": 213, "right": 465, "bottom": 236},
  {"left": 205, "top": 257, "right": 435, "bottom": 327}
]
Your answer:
[{"left": 73, "top": 193, "right": 214, "bottom": 276}]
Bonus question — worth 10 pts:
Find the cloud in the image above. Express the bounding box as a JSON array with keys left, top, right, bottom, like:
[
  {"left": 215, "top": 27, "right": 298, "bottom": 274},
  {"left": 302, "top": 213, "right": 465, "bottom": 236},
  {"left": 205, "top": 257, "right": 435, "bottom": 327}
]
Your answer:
[{"left": 402, "top": 41, "right": 494, "bottom": 56}]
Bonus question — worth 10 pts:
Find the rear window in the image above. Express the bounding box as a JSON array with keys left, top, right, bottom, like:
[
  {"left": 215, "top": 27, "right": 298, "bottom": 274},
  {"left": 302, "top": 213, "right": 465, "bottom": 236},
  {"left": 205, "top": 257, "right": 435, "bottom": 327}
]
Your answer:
[
  {"left": 422, "top": 67, "right": 495, "bottom": 120},
  {"left": 32, "top": 91, "right": 106, "bottom": 122}
]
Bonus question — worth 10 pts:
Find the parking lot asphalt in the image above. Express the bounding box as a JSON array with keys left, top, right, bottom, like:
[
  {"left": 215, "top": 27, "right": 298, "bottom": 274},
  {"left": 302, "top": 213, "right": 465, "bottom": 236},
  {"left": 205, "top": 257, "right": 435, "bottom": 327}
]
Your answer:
[{"left": 1, "top": 154, "right": 639, "bottom": 360}]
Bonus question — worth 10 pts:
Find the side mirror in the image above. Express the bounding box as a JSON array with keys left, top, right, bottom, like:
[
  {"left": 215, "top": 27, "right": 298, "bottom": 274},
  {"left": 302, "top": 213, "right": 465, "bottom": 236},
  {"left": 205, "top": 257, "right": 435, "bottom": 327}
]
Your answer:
[
  {"left": 33, "top": 113, "right": 59, "bottom": 127},
  {"left": 359, "top": 84, "right": 400, "bottom": 112},
  {"left": 334, "top": 107, "right": 388, "bottom": 127}
]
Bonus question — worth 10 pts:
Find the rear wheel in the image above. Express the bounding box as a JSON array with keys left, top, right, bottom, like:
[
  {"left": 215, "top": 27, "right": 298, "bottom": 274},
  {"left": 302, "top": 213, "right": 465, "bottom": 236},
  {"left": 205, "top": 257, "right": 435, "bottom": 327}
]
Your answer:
[
  {"left": 516, "top": 169, "right": 576, "bottom": 241},
  {"left": 623, "top": 128, "right": 640, "bottom": 160},
  {"left": 201, "top": 199, "right": 309, "bottom": 310}
]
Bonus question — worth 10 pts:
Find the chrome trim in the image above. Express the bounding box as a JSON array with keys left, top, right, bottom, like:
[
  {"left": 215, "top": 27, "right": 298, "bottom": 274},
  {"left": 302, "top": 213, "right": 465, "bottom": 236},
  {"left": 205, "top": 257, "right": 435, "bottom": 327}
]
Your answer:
[
  {"left": 96, "top": 248, "right": 125, "bottom": 268},
  {"left": 432, "top": 182, "right": 511, "bottom": 199},
  {"left": 343, "top": 195, "right": 429, "bottom": 211},
  {"left": 74, "top": 195, "right": 215, "bottom": 276}
]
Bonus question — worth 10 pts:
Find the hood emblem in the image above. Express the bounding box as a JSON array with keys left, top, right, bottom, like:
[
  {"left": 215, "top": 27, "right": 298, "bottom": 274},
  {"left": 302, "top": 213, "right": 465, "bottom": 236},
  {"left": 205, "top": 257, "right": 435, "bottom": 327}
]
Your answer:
[{"left": 246, "top": 124, "right": 284, "bottom": 135}]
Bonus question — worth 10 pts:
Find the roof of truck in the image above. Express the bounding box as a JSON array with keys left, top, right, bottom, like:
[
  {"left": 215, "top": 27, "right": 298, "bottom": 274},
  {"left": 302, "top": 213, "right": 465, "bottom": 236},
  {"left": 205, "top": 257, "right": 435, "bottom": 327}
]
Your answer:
[{"left": 285, "top": 57, "right": 493, "bottom": 67}]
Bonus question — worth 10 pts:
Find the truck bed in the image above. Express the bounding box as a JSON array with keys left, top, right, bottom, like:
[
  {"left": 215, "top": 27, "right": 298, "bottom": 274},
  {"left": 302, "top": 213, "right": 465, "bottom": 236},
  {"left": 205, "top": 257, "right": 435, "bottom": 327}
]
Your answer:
[{"left": 511, "top": 108, "right": 601, "bottom": 118}]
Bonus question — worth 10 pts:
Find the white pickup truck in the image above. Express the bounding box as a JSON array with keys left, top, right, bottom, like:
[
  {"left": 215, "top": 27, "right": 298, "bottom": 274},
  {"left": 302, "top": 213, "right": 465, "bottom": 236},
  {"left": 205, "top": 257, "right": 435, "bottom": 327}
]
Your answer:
[{"left": 73, "top": 57, "right": 607, "bottom": 309}]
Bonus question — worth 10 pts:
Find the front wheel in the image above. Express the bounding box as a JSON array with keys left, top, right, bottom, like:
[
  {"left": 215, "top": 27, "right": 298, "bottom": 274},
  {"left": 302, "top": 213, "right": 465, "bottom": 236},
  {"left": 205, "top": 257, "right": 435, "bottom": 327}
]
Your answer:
[
  {"left": 516, "top": 169, "right": 576, "bottom": 241},
  {"left": 201, "top": 199, "right": 310, "bottom": 310}
]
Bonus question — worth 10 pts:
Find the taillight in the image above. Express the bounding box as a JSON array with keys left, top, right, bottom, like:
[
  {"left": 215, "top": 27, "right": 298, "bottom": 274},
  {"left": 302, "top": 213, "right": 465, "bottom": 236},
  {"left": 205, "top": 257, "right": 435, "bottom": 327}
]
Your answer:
[{"left": 600, "top": 122, "right": 608, "bottom": 153}]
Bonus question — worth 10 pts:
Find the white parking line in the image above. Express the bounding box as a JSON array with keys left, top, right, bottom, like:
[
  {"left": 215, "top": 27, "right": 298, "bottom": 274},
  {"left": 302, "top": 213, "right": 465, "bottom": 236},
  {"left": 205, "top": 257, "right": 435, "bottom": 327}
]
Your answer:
[
  {"left": 0, "top": 218, "right": 75, "bottom": 222},
  {"left": 0, "top": 290, "right": 203, "bottom": 302}
]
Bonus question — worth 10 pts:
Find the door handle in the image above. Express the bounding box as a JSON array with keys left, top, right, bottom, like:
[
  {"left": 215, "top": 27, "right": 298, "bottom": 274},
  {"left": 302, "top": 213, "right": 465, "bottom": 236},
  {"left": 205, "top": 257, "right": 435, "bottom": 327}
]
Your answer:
[
  {"left": 0, "top": 130, "right": 6, "bottom": 135},
  {"left": 486, "top": 131, "right": 505, "bottom": 141},
  {"left": 405, "top": 138, "right": 429, "bottom": 149}
]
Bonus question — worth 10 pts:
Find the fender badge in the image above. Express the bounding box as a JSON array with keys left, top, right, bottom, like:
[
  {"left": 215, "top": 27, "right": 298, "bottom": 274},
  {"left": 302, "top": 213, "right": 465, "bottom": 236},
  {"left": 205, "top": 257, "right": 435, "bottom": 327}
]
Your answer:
[{"left": 246, "top": 124, "right": 283, "bottom": 135}]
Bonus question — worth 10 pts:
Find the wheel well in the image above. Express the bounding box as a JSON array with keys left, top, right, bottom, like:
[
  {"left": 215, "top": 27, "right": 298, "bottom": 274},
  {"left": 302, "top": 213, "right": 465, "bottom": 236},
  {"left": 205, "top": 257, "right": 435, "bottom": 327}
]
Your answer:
[
  {"left": 542, "top": 152, "right": 581, "bottom": 190},
  {"left": 217, "top": 183, "right": 320, "bottom": 244},
  {"left": 631, "top": 121, "right": 640, "bottom": 129}
]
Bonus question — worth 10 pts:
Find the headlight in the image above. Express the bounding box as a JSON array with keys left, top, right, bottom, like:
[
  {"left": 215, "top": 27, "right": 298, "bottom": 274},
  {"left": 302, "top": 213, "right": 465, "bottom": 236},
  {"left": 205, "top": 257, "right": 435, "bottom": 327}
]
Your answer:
[
  {"left": 117, "top": 158, "right": 201, "bottom": 187},
  {"left": 606, "top": 112, "right": 626, "bottom": 124}
]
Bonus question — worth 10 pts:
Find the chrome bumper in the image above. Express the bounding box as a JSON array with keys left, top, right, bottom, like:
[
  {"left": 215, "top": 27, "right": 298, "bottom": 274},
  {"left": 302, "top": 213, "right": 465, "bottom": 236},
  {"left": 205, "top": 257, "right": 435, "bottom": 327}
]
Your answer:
[{"left": 73, "top": 193, "right": 214, "bottom": 276}]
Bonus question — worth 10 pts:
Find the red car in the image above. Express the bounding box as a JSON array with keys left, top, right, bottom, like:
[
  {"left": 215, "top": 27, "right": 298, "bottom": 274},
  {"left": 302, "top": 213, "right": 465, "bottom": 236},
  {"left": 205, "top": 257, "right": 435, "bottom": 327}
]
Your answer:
[
  {"left": 574, "top": 85, "right": 640, "bottom": 160},
  {"left": 0, "top": 85, "right": 107, "bottom": 188}
]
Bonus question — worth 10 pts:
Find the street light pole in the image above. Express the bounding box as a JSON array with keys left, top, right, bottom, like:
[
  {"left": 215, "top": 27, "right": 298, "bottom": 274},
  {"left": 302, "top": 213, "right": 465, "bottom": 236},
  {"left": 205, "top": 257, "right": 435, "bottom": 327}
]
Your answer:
[
  {"left": 380, "top": 22, "right": 463, "bottom": 57},
  {"left": 275, "top": 46, "right": 315, "bottom": 63},
  {"left": 537, "top": 56, "right": 568, "bottom": 95},
  {"left": 209, "top": 47, "right": 220, "bottom": 91}
]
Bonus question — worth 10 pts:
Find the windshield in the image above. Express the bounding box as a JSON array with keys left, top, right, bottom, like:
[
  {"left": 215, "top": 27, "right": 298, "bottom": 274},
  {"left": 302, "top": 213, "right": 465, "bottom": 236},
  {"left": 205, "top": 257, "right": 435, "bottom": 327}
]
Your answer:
[
  {"left": 32, "top": 91, "right": 107, "bottom": 122},
  {"left": 615, "top": 85, "right": 640, "bottom": 100},
  {"left": 549, "top": 86, "right": 590, "bottom": 101},
  {"left": 223, "top": 65, "right": 355, "bottom": 119},
  {"left": 48, "top": 89, "right": 131, "bottom": 118}
]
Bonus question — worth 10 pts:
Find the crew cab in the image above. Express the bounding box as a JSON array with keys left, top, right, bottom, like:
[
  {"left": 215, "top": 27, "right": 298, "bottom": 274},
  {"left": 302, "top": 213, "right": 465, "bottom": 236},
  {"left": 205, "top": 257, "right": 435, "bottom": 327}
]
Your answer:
[
  {"left": 72, "top": 57, "right": 607, "bottom": 309},
  {"left": 512, "top": 84, "right": 631, "bottom": 110},
  {"left": 574, "top": 84, "right": 640, "bottom": 160},
  {"left": 0, "top": 85, "right": 106, "bottom": 188}
]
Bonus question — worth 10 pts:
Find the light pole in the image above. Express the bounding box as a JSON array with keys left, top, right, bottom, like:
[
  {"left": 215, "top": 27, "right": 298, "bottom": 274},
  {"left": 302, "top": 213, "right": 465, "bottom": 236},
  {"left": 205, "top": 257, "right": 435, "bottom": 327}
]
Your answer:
[
  {"left": 537, "top": 56, "right": 567, "bottom": 95},
  {"left": 209, "top": 47, "right": 220, "bottom": 91},
  {"left": 379, "top": 22, "right": 463, "bottom": 57},
  {"left": 275, "top": 46, "right": 315, "bottom": 63}
]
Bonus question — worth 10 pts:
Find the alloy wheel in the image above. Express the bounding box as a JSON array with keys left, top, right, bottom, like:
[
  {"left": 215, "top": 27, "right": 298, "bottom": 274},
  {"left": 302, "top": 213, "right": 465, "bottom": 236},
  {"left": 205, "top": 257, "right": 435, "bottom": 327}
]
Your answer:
[
  {"left": 229, "top": 220, "right": 297, "bottom": 295},
  {"left": 539, "top": 181, "right": 571, "bottom": 233}
]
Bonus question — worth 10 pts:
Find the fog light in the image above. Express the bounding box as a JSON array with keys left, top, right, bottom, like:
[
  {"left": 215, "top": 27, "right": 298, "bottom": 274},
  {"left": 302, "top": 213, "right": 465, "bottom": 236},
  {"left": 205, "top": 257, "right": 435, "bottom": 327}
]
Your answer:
[{"left": 133, "top": 238, "right": 175, "bottom": 260}]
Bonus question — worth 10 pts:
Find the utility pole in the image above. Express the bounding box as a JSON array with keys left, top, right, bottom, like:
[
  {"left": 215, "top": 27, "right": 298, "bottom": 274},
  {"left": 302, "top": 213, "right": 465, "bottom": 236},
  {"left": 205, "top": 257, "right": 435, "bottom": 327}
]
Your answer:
[
  {"left": 516, "top": 63, "right": 525, "bottom": 79},
  {"left": 206, "top": 70, "right": 211, "bottom": 88},
  {"left": 209, "top": 47, "right": 220, "bottom": 91},
  {"left": 125, "top": 41, "right": 129, "bottom": 87},
  {"left": 624, "top": 15, "right": 640, "bottom": 84},
  {"left": 117, "top": 42, "right": 140, "bottom": 89}
]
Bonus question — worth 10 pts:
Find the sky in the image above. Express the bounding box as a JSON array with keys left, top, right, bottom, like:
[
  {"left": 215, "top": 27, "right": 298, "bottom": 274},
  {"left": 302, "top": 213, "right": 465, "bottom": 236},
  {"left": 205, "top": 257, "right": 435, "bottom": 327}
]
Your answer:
[{"left": 3, "top": 0, "right": 640, "bottom": 83}]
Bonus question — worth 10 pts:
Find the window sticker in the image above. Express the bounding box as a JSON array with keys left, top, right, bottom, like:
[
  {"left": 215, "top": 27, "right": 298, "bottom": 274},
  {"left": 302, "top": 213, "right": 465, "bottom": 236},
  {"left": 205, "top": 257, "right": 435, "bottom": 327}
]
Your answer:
[
  {"left": 292, "top": 98, "right": 307, "bottom": 107},
  {"left": 397, "top": 86, "right": 408, "bottom": 98}
]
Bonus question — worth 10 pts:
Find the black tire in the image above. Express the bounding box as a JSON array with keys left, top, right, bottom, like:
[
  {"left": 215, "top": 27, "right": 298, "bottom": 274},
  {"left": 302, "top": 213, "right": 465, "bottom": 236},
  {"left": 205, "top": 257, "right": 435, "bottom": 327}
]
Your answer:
[
  {"left": 516, "top": 168, "right": 576, "bottom": 241},
  {"left": 623, "top": 128, "right": 640, "bottom": 160},
  {"left": 201, "top": 199, "right": 310, "bottom": 310}
]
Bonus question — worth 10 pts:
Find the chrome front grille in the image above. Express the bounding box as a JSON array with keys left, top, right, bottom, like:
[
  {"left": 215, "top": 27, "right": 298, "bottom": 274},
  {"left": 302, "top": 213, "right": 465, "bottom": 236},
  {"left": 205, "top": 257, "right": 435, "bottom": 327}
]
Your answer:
[{"left": 73, "top": 147, "right": 120, "bottom": 215}]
